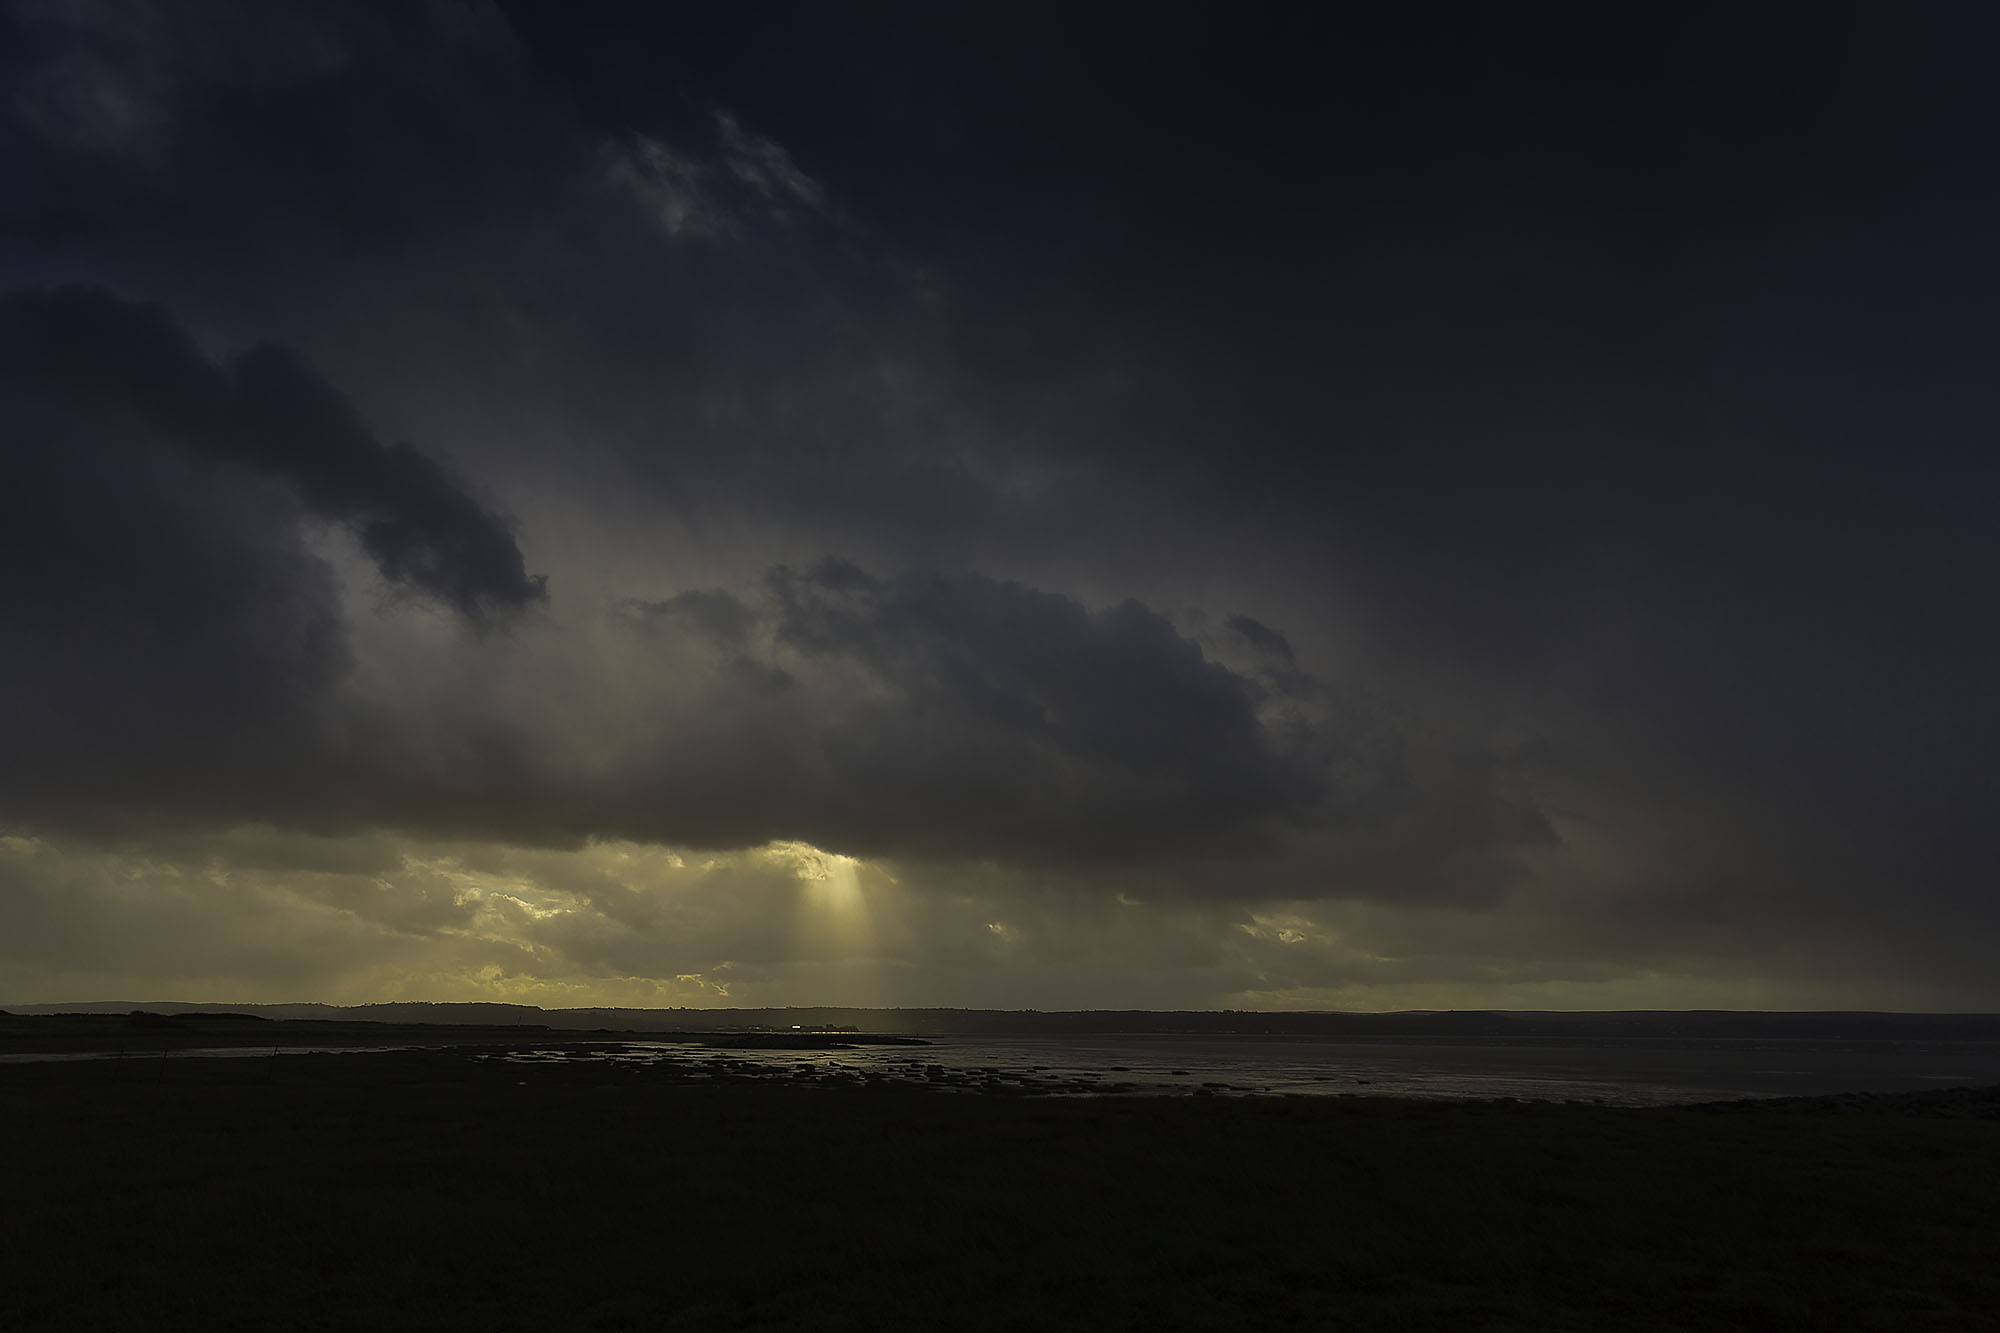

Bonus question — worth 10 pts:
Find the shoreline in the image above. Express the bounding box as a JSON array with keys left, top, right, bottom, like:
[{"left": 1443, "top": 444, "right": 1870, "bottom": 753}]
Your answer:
[{"left": 6, "top": 1027, "right": 1999, "bottom": 1115}]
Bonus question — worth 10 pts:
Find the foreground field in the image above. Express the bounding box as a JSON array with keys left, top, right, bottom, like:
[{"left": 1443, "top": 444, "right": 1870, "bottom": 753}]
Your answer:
[{"left": 3, "top": 1051, "right": 1997, "bottom": 1331}]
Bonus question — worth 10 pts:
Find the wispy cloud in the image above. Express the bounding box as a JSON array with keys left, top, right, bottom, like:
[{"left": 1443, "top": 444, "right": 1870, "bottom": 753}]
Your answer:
[
  {"left": 714, "top": 110, "right": 826, "bottom": 215},
  {"left": 604, "top": 107, "right": 829, "bottom": 241},
  {"left": 604, "top": 132, "right": 728, "bottom": 238}
]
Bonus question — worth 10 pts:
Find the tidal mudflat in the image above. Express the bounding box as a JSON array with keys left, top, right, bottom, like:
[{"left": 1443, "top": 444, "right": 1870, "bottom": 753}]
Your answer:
[
  {"left": 476, "top": 1030, "right": 2000, "bottom": 1106},
  {"left": 5, "top": 1048, "right": 1998, "bottom": 1331}
]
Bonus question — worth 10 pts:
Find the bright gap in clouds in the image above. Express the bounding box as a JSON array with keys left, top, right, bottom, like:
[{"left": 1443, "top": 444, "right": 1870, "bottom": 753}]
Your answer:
[{"left": 766, "top": 838, "right": 872, "bottom": 934}]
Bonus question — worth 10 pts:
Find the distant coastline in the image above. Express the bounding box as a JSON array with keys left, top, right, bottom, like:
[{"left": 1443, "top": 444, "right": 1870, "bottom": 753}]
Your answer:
[{"left": 7, "top": 999, "right": 2000, "bottom": 1041}]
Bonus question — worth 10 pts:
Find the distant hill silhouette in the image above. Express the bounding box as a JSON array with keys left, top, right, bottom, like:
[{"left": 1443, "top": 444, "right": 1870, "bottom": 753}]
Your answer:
[{"left": 6, "top": 1002, "right": 1999, "bottom": 1041}]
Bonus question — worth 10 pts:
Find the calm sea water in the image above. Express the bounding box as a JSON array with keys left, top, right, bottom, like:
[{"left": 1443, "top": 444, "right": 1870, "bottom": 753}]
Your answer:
[
  {"left": 13, "top": 1034, "right": 1998, "bottom": 1105},
  {"left": 585, "top": 1033, "right": 2000, "bottom": 1106}
]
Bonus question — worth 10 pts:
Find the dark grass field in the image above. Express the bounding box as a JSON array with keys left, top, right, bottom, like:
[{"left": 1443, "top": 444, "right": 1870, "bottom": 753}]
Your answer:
[{"left": 4, "top": 1050, "right": 1998, "bottom": 1331}]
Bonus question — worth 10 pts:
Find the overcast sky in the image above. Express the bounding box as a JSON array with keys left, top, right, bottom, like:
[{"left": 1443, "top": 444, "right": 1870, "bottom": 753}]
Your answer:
[{"left": 3, "top": 2, "right": 1996, "bottom": 1011}]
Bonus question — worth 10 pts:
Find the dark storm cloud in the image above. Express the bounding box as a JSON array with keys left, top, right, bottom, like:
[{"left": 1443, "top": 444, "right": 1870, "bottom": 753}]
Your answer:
[
  {"left": 1225, "top": 616, "right": 1292, "bottom": 664},
  {"left": 0, "top": 283, "right": 544, "bottom": 838},
  {"left": 1, "top": 0, "right": 545, "bottom": 247},
  {"left": 0, "top": 382, "right": 346, "bottom": 828},
  {"left": 628, "top": 589, "right": 757, "bottom": 648},
  {"left": 0, "top": 275, "right": 1547, "bottom": 891},
  {"left": 0, "top": 279, "right": 1442, "bottom": 874},
  {"left": 4, "top": 0, "right": 2000, "bottom": 1006},
  {"left": 558, "top": 563, "right": 1547, "bottom": 895},
  {"left": 1223, "top": 613, "right": 1318, "bottom": 704},
  {"left": 0, "top": 286, "right": 544, "bottom": 616},
  {"left": 227, "top": 342, "right": 545, "bottom": 617},
  {"left": 452, "top": 565, "right": 1370, "bottom": 868},
  {"left": 757, "top": 562, "right": 1320, "bottom": 859}
]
